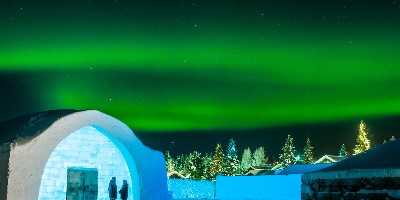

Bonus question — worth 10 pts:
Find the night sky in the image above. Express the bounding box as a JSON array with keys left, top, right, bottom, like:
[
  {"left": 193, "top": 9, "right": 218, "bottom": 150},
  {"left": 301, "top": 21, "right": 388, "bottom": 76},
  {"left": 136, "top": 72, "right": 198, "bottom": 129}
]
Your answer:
[{"left": 1, "top": 0, "right": 400, "bottom": 156}]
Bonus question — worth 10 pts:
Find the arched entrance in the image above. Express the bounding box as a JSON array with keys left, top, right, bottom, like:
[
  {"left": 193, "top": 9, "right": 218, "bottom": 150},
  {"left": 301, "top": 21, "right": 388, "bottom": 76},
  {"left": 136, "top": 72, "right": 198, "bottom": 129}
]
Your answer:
[
  {"left": 38, "top": 126, "right": 134, "bottom": 200},
  {"left": 5, "top": 110, "right": 168, "bottom": 200}
]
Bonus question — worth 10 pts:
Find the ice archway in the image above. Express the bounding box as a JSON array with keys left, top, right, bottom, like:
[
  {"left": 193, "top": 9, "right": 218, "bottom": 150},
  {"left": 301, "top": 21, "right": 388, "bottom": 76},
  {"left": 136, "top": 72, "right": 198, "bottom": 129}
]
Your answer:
[
  {"left": 38, "top": 126, "right": 134, "bottom": 200},
  {"left": 2, "top": 110, "right": 168, "bottom": 200}
]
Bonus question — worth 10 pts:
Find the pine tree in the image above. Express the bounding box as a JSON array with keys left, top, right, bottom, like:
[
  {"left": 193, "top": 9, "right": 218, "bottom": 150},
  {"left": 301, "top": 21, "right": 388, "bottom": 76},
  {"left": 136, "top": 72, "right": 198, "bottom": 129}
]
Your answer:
[
  {"left": 180, "top": 154, "right": 192, "bottom": 177},
  {"left": 210, "top": 144, "right": 224, "bottom": 178},
  {"left": 252, "top": 146, "right": 267, "bottom": 168},
  {"left": 226, "top": 138, "right": 238, "bottom": 160},
  {"left": 338, "top": 144, "right": 348, "bottom": 157},
  {"left": 303, "top": 138, "right": 314, "bottom": 164},
  {"left": 202, "top": 153, "right": 213, "bottom": 179},
  {"left": 240, "top": 148, "right": 252, "bottom": 173},
  {"left": 165, "top": 151, "right": 175, "bottom": 173},
  {"left": 174, "top": 154, "right": 185, "bottom": 174},
  {"left": 175, "top": 154, "right": 190, "bottom": 176},
  {"left": 353, "top": 120, "right": 371, "bottom": 155},
  {"left": 224, "top": 138, "right": 240, "bottom": 175},
  {"left": 187, "top": 151, "right": 204, "bottom": 179},
  {"left": 278, "top": 134, "right": 296, "bottom": 167}
]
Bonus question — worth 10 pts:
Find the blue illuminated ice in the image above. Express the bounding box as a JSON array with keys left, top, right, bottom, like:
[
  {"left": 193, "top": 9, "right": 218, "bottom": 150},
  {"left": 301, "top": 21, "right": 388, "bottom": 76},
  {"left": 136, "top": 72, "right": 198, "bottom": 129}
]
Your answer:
[{"left": 38, "top": 126, "right": 133, "bottom": 200}]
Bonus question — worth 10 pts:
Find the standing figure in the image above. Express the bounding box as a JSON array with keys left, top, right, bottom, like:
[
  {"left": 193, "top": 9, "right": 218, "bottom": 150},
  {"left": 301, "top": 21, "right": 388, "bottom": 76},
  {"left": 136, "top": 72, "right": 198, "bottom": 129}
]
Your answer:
[
  {"left": 119, "top": 180, "right": 129, "bottom": 200},
  {"left": 108, "top": 177, "right": 118, "bottom": 200}
]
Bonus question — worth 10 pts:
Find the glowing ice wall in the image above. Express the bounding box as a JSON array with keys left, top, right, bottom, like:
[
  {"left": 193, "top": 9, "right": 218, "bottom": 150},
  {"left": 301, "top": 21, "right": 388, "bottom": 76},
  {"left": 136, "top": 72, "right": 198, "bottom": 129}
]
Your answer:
[{"left": 38, "top": 126, "right": 133, "bottom": 200}]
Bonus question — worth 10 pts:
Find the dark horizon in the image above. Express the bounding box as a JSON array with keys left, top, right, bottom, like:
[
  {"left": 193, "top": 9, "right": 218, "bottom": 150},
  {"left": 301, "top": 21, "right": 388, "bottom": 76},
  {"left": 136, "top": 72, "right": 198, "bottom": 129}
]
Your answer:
[
  {"left": 1, "top": 109, "right": 399, "bottom": 159},
  {"left": 139, "top": 114, "right": 400, "bottom": 159}
]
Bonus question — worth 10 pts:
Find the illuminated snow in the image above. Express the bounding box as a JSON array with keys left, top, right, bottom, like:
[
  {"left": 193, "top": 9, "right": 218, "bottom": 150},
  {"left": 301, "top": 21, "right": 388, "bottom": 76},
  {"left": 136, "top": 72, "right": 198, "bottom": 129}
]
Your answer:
[
  {"left": 168, "top": 179, "right": 215, "bottom": 199},
  {"left": 38, "top": 126, "right": 133, "bottom": 200}
]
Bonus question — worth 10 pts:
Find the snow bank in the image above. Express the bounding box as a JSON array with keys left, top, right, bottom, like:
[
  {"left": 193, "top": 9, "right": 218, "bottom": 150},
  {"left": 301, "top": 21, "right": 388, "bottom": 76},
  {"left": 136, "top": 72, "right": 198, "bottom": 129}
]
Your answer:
[
  {"left": 275, "top": 164, "right": 332, "bottom": 175},
  {"left": 321, "top": 140, "right": 400, "bottom": 172},
  {"left": 168, "top": 179, "right": 215, "bottom": 199},
  {"left": 216, "top": 175, "right": 302, "bottom": 200}
]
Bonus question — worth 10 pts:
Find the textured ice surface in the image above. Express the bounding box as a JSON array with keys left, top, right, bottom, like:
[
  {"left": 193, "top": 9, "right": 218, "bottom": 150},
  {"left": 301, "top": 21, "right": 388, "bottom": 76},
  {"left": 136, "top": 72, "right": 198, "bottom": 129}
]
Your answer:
[
  {"left": 168, "top": 175, "right": 301, "bottom": 200},
  {"left": 38, "top": 126, "right": 133, "bottom": 200},
  {"left": 168, "top": 179, "right": 215, "bottom": 199}
]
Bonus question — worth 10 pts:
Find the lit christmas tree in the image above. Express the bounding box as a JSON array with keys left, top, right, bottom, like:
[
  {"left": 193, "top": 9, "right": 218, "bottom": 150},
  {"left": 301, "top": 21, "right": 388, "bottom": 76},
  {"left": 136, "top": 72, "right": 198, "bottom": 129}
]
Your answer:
[
  {"left": 210, "top": 144, "right": 224, "bottom": 178},
  {"left": 338, "top": 144, "right": 348, "bottom": 157},
  {"left": 252, "top": 146, "right": 267, "bottom": 168},
  {"left": 303, "top": 138, "right": 314, "bottom": 164},
  {"left": 240, "top": 147, "right": 252, "bottom": 173},
  {"left": 353, "top": 120, "right": 371, "bottom": 155},
  {"left": 224, "top": 138, "right": 240, "bottom": 175},
  {"left": 278, "top": 134, "right": 296, "bottom": 167}
]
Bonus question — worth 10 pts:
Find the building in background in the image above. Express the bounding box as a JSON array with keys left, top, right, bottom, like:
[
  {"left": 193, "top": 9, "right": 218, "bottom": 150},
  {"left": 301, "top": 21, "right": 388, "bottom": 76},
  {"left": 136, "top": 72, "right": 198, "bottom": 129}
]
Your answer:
[
  {"left": 302, "top": 140, "right": 400, "bottom": 200},
  {"left": 314, "top": 155, "right": 346, "bottom": 164}
]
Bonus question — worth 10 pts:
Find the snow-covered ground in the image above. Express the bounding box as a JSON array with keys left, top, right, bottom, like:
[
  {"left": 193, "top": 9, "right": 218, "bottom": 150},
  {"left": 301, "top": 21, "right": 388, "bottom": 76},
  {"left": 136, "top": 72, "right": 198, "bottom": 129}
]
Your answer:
[
  {"left": 168, "top": 175, "right": 302, "bottom": 200},
  {"left": 168, "top": 179, "right": 215, "bottom": 200}
]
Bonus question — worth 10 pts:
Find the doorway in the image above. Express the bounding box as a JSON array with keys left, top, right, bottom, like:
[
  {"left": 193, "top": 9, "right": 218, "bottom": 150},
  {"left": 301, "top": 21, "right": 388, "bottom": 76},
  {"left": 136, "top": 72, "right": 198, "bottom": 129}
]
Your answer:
[
  {"left": 66, "top": 167, "right": 98, "bottom": 200},
  {"left": 37, "top": 126, "right": 134, "bottom": 200}
]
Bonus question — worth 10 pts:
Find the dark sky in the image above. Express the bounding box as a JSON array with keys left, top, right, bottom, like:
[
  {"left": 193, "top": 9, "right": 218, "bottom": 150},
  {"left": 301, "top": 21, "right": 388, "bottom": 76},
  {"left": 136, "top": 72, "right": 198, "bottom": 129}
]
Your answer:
[
  {"left": 138, "top": 116, "right": 400, "bottom": 159},
  {"left": 1, "top": 0, "right": 400, "bottom": 157}
]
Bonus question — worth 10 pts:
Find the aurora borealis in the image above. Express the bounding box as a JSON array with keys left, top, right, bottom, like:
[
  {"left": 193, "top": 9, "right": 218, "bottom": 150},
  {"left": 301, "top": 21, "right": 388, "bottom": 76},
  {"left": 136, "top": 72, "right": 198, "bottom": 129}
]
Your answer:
[{"left": 2, "top": 0, "right": 400, "bottom": 153}]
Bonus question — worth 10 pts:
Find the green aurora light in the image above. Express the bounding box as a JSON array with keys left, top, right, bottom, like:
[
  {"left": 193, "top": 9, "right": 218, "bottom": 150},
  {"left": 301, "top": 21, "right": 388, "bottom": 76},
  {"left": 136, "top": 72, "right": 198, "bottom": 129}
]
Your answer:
[{"left": 1, "top": 20, "right": 400, "bottom": 131}]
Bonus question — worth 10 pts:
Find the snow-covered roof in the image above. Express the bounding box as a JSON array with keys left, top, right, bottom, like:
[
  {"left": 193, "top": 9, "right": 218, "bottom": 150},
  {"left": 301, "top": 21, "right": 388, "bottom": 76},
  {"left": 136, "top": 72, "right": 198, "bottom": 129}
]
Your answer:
[
  {"left": 317, "top": 140, "right": 400, "bottom": 172},
  {"left": 314, "top": 155, "right": 346, "bottom": 164},
  {"left": 245, "top": 168, "right": 270, "bottom": 176},
  {"left": 167, "top": 171, "right": 188, "bottom": 179},
  {"left": 271, "top": 163, "right": 283, "bottom": 171},
  {"left": 0, "top": 109, "right": 78, "bottom": 144},
  {"left": 275, "top": 163, "right": 332, "bottom": 175}
]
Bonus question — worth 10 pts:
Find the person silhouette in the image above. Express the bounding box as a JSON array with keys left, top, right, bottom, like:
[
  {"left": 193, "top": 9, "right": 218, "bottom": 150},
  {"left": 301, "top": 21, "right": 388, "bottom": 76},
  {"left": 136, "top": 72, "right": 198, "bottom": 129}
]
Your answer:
[
  {"left": 119, "top": 180, "right": 129, "bottom": 200},
  {"left": 108, "top": 177, "right": 117, "bottom": 200}
]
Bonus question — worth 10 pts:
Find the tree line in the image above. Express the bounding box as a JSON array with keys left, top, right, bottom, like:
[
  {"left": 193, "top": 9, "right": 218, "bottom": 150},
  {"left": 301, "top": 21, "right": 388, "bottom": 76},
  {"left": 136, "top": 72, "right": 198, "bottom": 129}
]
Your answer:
[{"left": 166, "top": 121, "right": 373, "bottom": 180}]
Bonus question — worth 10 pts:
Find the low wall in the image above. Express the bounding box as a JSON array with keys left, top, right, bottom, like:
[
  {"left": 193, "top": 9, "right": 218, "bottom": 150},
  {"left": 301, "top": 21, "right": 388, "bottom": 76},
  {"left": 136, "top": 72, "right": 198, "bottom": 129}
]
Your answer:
[
  {"left": 216, "top": 175, "right": 302, "bottom": 200},
  {"left": 168, "top": 179, "right": 215, "bottom": 200},
  {"left": 302, "top": 169, "right": 400, "bottom": 200}
]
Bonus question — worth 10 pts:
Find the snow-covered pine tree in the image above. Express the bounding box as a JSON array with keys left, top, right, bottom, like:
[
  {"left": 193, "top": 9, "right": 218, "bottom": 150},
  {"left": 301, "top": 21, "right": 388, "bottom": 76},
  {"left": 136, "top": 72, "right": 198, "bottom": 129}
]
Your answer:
[
  {"left": 353, "top": 120, "right": 371, "bottom": 155},
  {"left": 165, "top": 151, "right": 175, "bottom": 173},
  {"left": 303, "top": 138, "right": 314, "bottom": 164},
  {"left": 278, "top": 134, "right": 296, "bottom": 167},
  {"left": 174, "top": 154, "right": 182, "bottom": 173},
  {"left": 252, "top": 146, "right": 267, "bottom": 168},
  {"left": 177, "top": 154, "right": 191, "bottom": 177},
  {"left": 338, "top": 144, "right": 348, "bottom": 157},
  {"left": 210, "top": 144, "right": 224, "bottom": 178},
  {"left": 202, "top": 153, "right": 213, "bottom": 179},
  {"left": 224, "top": 138, "right": 240, "bottom": 175},
  {"left": 240, "top": 147, "right": 252, "bottom": 173},
  {"left": 179, "top": 151, "right": 203, "bottom": 179},
  {"left": 188, "top": 151, "right": 204, "bottom": 179}
]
